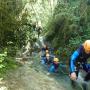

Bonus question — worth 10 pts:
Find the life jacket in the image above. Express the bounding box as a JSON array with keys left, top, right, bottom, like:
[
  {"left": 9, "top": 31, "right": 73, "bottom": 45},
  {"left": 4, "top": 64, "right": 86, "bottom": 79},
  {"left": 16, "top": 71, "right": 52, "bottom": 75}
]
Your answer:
[
  {"left": 45, "top": 56, "right": 53, "bottom": 65},
  {"left": 53, "top": 62, "right": 59, "bottom": 69},
  {"left": 75, "top": 45, "right": 90, "bottom": 69}
]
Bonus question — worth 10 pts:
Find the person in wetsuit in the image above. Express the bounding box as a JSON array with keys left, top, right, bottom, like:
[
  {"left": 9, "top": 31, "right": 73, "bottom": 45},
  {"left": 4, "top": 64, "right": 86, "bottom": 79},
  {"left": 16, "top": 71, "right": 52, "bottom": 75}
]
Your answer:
[{"left": 69, "top": 40, "right": 90, "bottom": 86}]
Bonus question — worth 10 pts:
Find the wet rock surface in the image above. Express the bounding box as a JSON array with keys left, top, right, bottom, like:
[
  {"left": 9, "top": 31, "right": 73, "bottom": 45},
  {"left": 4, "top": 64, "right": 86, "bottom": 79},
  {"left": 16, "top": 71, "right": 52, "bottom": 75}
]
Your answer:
[{"left": 0, "top": 54, "right": 89, "bottom": 90}]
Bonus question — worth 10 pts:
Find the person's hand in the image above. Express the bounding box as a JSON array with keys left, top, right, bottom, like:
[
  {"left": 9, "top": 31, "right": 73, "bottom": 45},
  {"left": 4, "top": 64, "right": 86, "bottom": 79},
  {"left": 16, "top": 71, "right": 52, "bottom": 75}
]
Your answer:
[{"left": 70, "top": 72, "right": 77, "bottom": 80}]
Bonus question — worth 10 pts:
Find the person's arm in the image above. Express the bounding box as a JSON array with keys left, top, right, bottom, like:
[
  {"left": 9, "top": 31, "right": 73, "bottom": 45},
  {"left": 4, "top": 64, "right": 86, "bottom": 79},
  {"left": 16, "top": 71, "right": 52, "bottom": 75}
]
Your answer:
[
  {"left": 70, "top": 51, "right": 79, "bottom": 73},
  {"left": 70, "top": 45, "right": 83, "bottom": 80}
]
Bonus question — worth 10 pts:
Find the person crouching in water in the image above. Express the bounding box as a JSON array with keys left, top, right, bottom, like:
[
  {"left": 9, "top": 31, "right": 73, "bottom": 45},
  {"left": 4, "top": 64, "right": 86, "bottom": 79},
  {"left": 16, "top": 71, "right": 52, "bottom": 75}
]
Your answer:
[
  {"left": 69, "top": 40, "right": 90, "bottom": 89},
  {"left": 40, "top": 44, "right": 48, "bottom": 64},
  {"left": 47, "top": 57, "right": 59, "bottom": 75},
  {"left": 45, "top": 53, "right": 54, "bottom": 66},
  {"left": 41, "top": 49, "right": 50, "bottom": 65}
]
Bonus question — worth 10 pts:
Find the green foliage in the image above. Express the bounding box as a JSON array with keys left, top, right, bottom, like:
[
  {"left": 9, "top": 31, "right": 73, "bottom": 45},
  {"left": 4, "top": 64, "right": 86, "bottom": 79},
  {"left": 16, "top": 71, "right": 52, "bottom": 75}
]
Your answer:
[
  {"left": 0, "top": 0, "right": 24, "bottom": 48},
  {"left": 0, "top": 51, "right": 7, "bottom": 69},
  {"left": 0, "top": 0, "right": 26, "bottom": 76},
  {"left": 0, "top": 50, "right": 19, "bottom": 77},
  {"left": 45, "top": 0, "right": 90, "bottom": 62}
]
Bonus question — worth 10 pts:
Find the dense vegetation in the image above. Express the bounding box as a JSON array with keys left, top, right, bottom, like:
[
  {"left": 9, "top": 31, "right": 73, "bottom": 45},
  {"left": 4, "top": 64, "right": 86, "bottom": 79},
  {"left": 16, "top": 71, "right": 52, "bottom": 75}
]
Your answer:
[
  {"left": 45, "top": 0, "right": 90, "bottom": 62},
  {"left": 0, "top": 0, "right": 56, "bottom": 76}
]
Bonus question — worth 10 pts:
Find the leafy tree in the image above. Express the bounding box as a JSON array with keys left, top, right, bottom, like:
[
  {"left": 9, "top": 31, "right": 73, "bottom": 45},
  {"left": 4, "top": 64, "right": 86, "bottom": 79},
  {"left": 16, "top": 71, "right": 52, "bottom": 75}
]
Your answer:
[{"left": 45, "top": 0, "right": 90, "bottom": 62}]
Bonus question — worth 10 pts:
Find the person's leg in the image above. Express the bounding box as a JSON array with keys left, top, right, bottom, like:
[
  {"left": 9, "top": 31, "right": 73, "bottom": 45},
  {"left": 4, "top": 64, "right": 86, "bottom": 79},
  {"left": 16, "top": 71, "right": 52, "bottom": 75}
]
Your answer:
[
  {"left": 83, "top": 63, "right": 90, "bottom": 81},
  {"left": 82, "top": 63, "right": 90, "bottom": 90},
  {"left": 48, "top": 64, "right": 55, "bottom": 73},
  {"left": 82, "top": 82, "right": 88, "bottom": 90},
  {"left": 41, "top": 57, "right": 46, "bottom": 64},
  {"left": 81, "top": 72, "right": 90, "bottom": 90}
]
